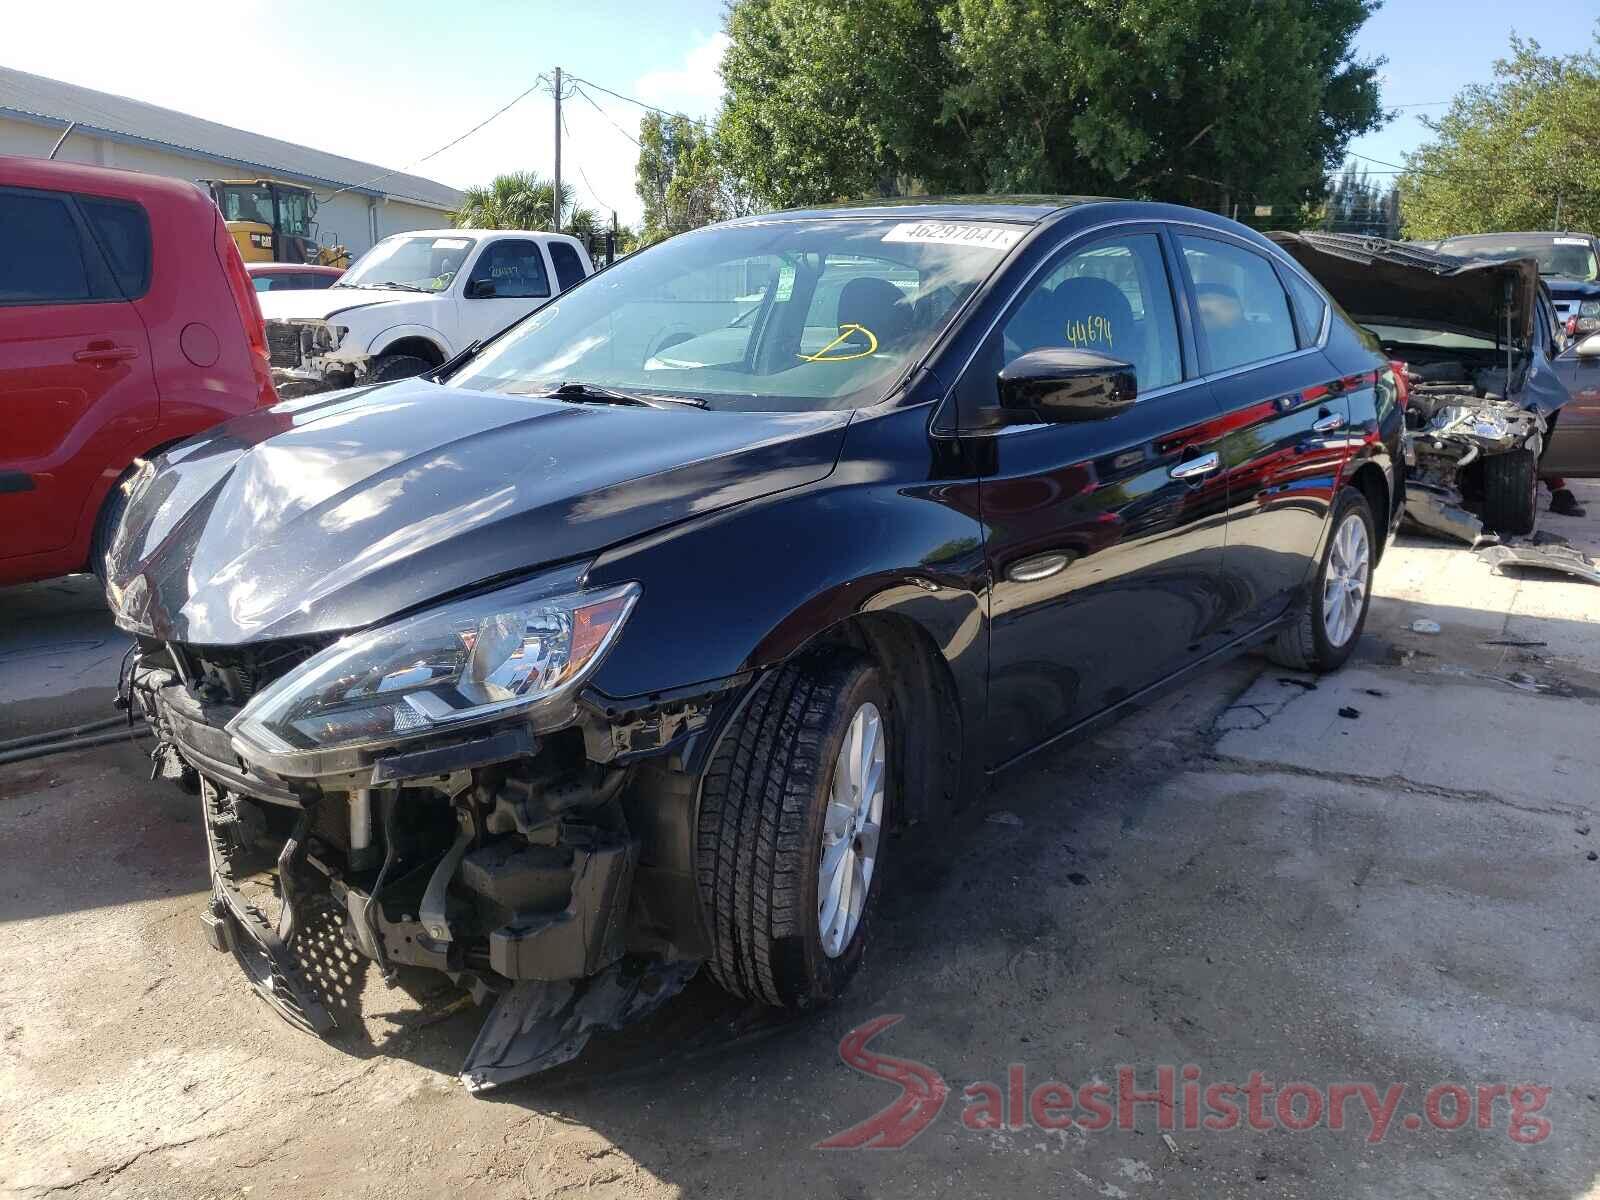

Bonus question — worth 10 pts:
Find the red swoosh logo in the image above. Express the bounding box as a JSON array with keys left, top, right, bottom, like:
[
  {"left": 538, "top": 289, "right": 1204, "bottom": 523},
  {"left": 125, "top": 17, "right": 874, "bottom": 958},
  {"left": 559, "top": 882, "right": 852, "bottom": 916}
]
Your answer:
[{"left": 816, "top": 1014, "right": 948, "bottom": 1149}]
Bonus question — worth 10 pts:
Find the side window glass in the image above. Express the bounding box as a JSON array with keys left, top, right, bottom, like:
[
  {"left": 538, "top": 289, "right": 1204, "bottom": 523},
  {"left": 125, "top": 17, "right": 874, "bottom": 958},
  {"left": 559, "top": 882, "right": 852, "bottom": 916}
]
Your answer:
[
  {"left": 1179, "top": 235, "right": 1297, "bottom": 371},
  {"left": 999, "top": 233, "right": 1182, "bottom": 392},
  {"left": 548, "top": 242, "right": 587, "bottom": 292},
  {"left": 1279, "top": 267, "right": 1328, "bottom": 348},
  {"left": 79, "top": 197, "right": 152, "bottom": 297},
  {"left": 252, "top": 277, "right": 272, "bottom": 292},
  {"left": 467, "top": 240, "right": 551, "bottom": 299},
  {"left": 0, "top": 190, "right": 93, "bottom": 304}
]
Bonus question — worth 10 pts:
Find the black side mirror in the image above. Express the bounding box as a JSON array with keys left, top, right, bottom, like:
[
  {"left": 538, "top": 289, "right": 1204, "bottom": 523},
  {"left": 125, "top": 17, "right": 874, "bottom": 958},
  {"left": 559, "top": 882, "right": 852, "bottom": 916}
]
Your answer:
[
  {"left": 997, "top": 348, "right": 1137, "bottom": 423},
  {"left": 465, "top": 278, "right": 496, "bottom": 299}
]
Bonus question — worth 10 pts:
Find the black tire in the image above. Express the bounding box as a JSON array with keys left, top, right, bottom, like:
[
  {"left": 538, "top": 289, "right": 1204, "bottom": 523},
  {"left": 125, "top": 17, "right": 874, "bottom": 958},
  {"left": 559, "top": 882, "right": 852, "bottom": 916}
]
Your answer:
[
  {"left": 1265, "top": 486, "right": 1375, "bottom": 673},
  {"left": 367, "top": 353, "right": 432, "bottom": 383},
  {"left": 89, "top": 469, "right": 136, "bottom": 587},
  {"left": 1481, "top": 449, "right": 1538, "bottom": 536},
  {"left": 697, "top": 652, "right": 890, "bottom": 1010}
]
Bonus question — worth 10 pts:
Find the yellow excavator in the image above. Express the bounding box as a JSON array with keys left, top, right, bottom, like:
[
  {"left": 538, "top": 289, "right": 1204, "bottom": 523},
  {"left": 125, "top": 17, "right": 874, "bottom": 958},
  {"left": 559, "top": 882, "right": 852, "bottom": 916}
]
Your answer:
[{"left": 204, "top": 178, "right": 351, "bottom": 269}]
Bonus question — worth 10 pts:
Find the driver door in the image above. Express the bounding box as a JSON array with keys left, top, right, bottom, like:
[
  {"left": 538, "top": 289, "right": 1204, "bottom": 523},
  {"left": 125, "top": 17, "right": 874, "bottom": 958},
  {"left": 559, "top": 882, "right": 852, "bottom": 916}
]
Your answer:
[
  {"left": 459, "top": 239, "right": 556, "bottom": 344},
  {"left": 958, "top": 226, "right": 1234, "bottom": 767}
]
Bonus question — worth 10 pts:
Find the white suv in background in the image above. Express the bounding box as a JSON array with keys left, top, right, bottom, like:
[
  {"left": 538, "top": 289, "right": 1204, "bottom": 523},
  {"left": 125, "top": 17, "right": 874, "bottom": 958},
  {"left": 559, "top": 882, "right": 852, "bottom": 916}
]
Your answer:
[{"left": 259, "top": 228, "right": 593, "bottom": 394}]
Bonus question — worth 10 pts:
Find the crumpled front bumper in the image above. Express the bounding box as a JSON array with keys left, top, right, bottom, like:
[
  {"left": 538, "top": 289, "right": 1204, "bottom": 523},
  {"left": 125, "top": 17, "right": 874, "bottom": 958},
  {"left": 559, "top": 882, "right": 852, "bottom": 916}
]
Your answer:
[{"left": 137, "top": 659, "right": 704, "bottom": 1091}]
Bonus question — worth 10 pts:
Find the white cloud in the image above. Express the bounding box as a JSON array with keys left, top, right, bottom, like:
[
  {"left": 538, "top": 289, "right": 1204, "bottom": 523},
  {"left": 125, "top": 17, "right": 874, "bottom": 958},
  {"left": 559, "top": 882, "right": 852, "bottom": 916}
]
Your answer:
[{"left": 633, "top": 31, "right": 729, "bottom": 119}]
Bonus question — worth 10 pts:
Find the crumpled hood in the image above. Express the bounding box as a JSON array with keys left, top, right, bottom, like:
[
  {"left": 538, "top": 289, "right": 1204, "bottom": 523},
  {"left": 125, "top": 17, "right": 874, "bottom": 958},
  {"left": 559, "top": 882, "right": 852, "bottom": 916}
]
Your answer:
[
  {"left": 257, "top": 286, "right": 424, "bottom": 322},
  {"left": 1268, "top": 231, "right": 1538, "bottom": 350},
  {"left": 107, "top": 380, "right": 852, "bottom": 644}
]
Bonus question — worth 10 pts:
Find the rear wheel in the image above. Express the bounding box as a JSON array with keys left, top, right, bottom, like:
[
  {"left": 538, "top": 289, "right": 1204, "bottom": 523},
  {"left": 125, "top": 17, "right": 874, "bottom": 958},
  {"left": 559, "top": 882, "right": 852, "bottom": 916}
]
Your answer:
[
  {"left": 1266, "top": 486, "right": 1374, "bottom": 673},
  {"left": 367, "top": 353, "right": 432, "bottom": 384},
  {"left": 697, "top": 653, "right": 890, "bottom": 1009},
  {"left": 1482, "top": 448, "right": 1538, "bottom": 536}
]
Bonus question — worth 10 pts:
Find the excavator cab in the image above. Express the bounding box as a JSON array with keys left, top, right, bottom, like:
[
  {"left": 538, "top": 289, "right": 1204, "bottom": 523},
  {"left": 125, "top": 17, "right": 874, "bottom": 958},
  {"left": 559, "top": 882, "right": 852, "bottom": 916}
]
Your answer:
[{"left": 206, "top": 179, "right": 350, "bottom": 269}]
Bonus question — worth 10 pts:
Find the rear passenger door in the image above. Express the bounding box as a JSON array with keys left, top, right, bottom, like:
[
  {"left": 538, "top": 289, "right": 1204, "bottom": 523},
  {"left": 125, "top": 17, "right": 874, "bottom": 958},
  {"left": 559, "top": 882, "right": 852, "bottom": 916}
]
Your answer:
[
  {"left": 1175, "top": 231, "right": 1353, "bottom": 628},
  {"left": 547, "top": 240, "right": 590, "bottom": 294},
  {"left": 0, "top": 186, "right": 155, "bottom": 562}
]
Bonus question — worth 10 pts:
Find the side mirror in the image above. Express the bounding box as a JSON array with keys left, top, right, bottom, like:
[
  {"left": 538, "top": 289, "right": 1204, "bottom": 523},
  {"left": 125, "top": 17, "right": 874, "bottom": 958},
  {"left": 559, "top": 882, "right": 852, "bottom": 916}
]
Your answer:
[
  {"left": 1577, "top": 332, "right": 1600, "bottom": 359},
  {"left": 997, "top": 348, "right": 1137, "bottom": 423},
  {"left": 465, "top": 278, "right": 496, "bottom": 299}
]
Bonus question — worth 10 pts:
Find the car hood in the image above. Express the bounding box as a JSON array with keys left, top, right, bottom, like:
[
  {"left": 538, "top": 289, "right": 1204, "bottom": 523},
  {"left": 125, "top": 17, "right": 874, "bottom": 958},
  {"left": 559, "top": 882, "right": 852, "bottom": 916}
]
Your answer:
[
  {"left": 1545, "top": 277, "right": 1600, "bottom": 301},
  {"left": 106, "top": 380, "right": 852, "bottom": 644},
  {"left": 257, "top": 286, "right": 430, "bottom": 322},
  {"left": 1268, "top": 232, "right": 1538, "bottom": 350}
]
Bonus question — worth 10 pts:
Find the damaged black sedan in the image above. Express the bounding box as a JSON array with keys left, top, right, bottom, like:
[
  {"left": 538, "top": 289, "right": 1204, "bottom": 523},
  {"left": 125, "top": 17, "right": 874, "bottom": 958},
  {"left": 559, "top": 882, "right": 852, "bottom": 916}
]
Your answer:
[{"left": 106, "top": 200, "right": 1401, "bottom": 1090}]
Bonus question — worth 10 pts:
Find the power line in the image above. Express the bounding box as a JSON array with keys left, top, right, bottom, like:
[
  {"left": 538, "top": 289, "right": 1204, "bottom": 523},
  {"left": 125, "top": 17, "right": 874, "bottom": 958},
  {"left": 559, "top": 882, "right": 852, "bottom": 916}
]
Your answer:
[
  {"left": 567, "top": 73, "right": 709, "bottom": 127},
  {"left": 558, "top": 105, "right": 619, "bottom": 215},
  {"left": 573, "top": 83, "right": 641, "bottom": 147},
  {"left": 319, "top": 74, "right": 549, "bottom": 202}
]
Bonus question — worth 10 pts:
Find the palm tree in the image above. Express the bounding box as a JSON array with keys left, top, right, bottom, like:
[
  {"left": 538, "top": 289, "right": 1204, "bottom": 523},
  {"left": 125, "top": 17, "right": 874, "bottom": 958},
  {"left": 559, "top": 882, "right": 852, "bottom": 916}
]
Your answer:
[{"left": 453, "top": 171, "right": 600, "bottom": 234}]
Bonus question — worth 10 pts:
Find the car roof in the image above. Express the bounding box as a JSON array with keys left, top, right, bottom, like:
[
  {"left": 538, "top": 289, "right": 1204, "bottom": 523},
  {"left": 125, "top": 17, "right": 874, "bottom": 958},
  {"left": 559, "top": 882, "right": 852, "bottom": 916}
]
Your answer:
[
  {"left": 390, "top": 227, "right": 586, "bottom": 244},
  {"left": 722, "top": 196, "right": 1110, "bottom": 226},
  {"left": 245, "top": 262, "right": 344, "bottom": 275},
  {"left": 0, "top": 153, "right": 212, "bottom": 206}
]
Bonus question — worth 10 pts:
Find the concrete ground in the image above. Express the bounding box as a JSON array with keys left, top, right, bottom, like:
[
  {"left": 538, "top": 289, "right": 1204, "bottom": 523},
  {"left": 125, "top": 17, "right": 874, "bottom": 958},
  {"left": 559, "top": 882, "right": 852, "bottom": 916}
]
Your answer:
[{"left": 3, "top": 482, "right": 1600, "bottom": 1200}]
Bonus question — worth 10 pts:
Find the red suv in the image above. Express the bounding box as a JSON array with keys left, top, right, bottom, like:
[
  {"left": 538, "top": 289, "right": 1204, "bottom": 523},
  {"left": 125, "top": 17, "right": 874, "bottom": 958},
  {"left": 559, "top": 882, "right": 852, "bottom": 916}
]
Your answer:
[{"left": 0, "top": 156, "right": 276, "bottom": 586}]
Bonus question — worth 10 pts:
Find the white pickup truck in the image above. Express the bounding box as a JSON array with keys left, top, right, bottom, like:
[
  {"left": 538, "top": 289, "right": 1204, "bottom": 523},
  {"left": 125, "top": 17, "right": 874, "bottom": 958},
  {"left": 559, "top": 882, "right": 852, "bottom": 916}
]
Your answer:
[{"left": 259, "top": 228, "right": 594, "bottom": 394}]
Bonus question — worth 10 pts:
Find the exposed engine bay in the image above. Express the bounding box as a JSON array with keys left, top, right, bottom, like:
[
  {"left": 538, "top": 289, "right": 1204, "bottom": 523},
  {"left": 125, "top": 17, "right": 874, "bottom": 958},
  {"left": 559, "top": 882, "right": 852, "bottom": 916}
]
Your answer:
[
  {"left": 1397, "top": 357, "right": 1545, "bottom": 544},
  {"left": 121, "top": 627, "right": 729, "bottom": 1092},
  {"left": 1268, "top": 232, "right": 1568, "bottom": 544}
]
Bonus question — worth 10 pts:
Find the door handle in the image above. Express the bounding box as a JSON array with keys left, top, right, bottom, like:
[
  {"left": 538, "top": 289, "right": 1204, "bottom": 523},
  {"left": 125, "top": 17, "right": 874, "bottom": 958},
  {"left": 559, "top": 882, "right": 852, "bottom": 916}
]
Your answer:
[
  {"left": 1169, "top": 451, "right": 1220, "bottom": 480},
  {"left": 74, "top": 344, "right": 138, "bottom": 365},
  {"left": 1311, "top": 411, "right": 1346, "bottom": 433}
]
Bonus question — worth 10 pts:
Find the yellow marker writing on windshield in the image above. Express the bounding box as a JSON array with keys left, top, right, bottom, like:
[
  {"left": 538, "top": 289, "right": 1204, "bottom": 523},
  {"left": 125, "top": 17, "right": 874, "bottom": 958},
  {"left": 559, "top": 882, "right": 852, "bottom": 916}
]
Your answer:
[{"left": 799, "top": 323, "right": 878, "bottom": 362}]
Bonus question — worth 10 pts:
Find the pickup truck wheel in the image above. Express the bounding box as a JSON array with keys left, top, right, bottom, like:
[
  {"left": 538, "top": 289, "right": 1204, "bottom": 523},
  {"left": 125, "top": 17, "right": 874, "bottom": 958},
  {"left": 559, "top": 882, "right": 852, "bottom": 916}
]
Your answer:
[
  {"left": 367, "top": 353, "right": 432, "bottom": 383},
  {"left": 1265, "top": 486, "right": 1374, "bottom": 673},
  {"left": 1481, "top": 448, "right": 1538, "bottom": 536},
  {"left": 697, "top": 653, "right": 890, "bottom": 1009}
]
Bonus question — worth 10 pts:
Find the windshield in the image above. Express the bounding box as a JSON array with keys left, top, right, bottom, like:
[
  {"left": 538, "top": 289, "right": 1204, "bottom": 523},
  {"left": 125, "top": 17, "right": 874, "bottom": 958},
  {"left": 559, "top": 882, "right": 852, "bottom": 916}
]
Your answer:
[
  {"left": 446, "top": 217, "right": 1023, "bottom": 411},
  {"left": 338, "top": 234, "right": 477, "bottom": 292},
  {"left": 1436, "top": 234, "right": 1599, "bottom": 283}
]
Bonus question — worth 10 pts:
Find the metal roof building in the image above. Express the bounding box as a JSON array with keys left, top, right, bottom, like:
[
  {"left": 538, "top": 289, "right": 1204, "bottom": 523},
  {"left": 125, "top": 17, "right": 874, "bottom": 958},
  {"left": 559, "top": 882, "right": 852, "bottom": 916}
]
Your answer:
[{"left": 0, "top": 65, "right": 465, "bottom": 255}]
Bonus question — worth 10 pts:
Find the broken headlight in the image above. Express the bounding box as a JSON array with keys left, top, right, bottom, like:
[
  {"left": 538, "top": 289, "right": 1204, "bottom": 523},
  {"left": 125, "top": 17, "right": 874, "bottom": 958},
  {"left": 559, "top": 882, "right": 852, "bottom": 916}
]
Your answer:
[{"left": 227, "top": 572, "right": 639, "bottom": 771}]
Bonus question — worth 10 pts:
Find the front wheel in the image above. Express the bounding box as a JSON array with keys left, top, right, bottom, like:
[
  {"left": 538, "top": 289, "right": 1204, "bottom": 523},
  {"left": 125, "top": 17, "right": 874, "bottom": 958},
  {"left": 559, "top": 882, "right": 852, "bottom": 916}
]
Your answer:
[
  {"left": 1481, "top": 448, "right": 1538, "bottom": 536},
  {"left": 1266, "top": 486, "right": 1375, "bottom": 673},
  {"left": 367, "top": 353, "right": 432, "bottom": 384},
  {"left": 697, "top": 653, "right": 890, "bottom": 1009}
]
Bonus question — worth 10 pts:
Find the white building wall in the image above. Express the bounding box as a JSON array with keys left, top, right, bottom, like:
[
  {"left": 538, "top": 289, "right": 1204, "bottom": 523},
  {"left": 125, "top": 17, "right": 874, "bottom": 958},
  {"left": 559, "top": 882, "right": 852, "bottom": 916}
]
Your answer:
[{"left": 0, "top": 114, "right": 454, "bottom": 256}]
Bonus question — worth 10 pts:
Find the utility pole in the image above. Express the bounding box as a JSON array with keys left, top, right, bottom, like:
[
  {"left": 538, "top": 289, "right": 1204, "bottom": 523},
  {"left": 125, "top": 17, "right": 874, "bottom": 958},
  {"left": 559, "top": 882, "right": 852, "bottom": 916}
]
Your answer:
[
  {"left": 1555, "top": 192, "right": 1564, "bottom": 231},
  {"left": 553, "top": 66, "right": 562, "bottom": 233}
]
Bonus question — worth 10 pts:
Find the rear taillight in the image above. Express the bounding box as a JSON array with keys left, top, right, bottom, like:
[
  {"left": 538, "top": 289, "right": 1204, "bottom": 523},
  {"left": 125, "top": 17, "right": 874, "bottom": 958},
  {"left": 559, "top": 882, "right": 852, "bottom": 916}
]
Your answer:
[
  {"left": 214, "top": 216, "right": 276, "bottom": 406},
  {"left": 1388, "top": 360, "right": 1409, "bottom": 410}
]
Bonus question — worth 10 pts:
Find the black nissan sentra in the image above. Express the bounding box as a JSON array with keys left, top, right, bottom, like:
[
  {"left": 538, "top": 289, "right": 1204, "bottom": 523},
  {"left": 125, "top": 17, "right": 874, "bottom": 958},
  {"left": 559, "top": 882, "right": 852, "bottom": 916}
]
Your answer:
[{"left": 106, "top": 199, "right": 1403, "bottom": 1088}]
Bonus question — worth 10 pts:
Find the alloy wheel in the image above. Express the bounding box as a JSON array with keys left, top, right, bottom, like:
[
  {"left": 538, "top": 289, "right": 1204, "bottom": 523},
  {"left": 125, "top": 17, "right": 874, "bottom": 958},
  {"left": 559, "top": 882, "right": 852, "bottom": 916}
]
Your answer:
[
  {"left": 1322, "top": 511, "right": 1371, "bottom": 649},
  {"left": 818, "top": 701, "right": 885, "bottom": 958}
]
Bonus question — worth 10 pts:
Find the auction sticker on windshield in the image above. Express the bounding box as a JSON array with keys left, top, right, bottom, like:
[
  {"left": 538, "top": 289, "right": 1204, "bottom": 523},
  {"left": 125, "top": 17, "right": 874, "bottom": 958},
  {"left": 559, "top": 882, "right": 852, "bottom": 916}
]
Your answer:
[
  {"left": 882, "top": 222, "right": 1025, "bottom": 252},
  {"left": 1556, "top": 237, "right": 1589, "bottom": 246}
]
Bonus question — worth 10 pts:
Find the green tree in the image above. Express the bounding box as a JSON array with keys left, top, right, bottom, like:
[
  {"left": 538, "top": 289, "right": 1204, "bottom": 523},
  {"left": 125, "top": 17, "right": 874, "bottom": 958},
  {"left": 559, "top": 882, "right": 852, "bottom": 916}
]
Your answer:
[
  {"left": 453, "top": 171, "right": 599, "bottom": 235},
  {"left": 716, "top": 0, "right": 1386, "bottom": 215},
  {"left": 1398, "top": 32, "right": 1600, "bottom": 238},
  {"left": 636, "top": 113, "right": 745, "bottom": 244}
]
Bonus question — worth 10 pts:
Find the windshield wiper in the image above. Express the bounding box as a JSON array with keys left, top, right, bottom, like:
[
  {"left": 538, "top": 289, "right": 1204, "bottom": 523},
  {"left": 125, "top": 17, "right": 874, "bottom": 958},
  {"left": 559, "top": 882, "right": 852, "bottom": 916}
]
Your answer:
[
  {"left": 367, "top": 280, "right": 430, "bottom": 293},
  {"left": 542, "top": 382, "right": 707, "bottom": 409}
]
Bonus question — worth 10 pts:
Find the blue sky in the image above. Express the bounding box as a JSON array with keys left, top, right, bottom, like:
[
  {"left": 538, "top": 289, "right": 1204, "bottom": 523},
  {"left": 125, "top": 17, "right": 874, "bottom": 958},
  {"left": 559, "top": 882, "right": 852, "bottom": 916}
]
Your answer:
[{"left": 4, "top": 0, "right": 1594, "bottom": 226}]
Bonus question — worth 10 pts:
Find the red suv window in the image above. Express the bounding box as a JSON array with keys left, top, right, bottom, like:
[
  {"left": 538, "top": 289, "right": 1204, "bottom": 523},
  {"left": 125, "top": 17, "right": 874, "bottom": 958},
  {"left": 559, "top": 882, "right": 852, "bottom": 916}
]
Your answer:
[
  {"left": 79, "top": 197, "right": 152, "bottom": 298},
  {"left": 0, "top": 191, "right": 94, "bottom": 303}
]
